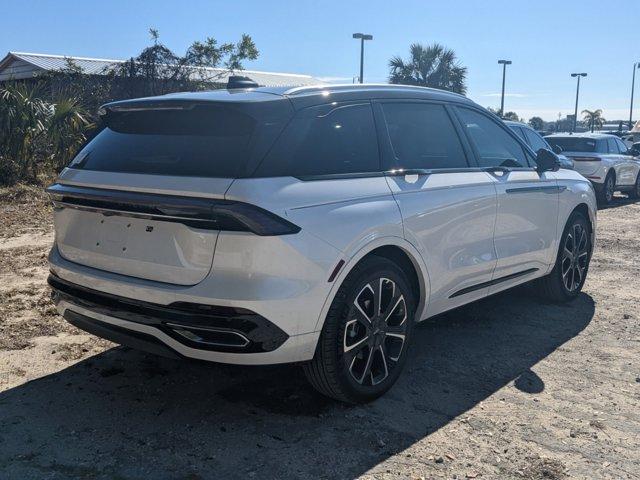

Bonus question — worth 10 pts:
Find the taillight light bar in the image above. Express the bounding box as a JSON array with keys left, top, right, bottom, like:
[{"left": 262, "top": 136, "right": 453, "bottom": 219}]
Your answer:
[{"left": 46, "top": 183, "right": 301, "bottom": 236}]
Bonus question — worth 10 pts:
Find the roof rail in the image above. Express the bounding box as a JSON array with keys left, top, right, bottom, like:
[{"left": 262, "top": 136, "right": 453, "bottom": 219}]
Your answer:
[{"left": 283, "top": 83, "right": 468, "bottom": 98}]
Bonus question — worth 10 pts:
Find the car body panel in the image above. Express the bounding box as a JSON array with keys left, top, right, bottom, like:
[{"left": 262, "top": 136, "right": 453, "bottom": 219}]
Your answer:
[{"left": 385, "top": 171, "right": 498, "bottom": 316}]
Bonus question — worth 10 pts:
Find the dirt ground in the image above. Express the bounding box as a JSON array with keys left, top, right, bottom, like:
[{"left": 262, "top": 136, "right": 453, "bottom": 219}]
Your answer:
[{"left": 0, "top": 184, "right": 638, "bottom": 480}]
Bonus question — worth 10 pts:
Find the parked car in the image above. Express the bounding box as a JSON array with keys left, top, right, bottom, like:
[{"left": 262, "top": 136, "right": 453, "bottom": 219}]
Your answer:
[
  {"left": 504, "top": 121, "right": 574, "bottom": 169},
  {"left": 47, "top": 84, "right": 597, "bottom": 403},
  {"left": 545, "top": 133, "right": 640, "bottom": 205}
]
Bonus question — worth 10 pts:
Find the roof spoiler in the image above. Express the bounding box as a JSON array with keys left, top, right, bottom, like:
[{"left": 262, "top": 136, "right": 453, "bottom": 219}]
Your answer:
[{"left": 227, "top": 75, "right": 259, "bottom": 89}]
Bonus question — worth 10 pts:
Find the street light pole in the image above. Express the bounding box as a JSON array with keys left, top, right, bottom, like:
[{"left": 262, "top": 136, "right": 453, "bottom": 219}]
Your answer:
[
  {"left": 571, "top": 73, "right": 588, "bottom": 133},
  {"left": 352, "top": 33, "right": 373, "bottom": 84},
  {"left": 498, "top": 60, "right": 512, "bottom": 117},
  {"left": 630, "top": 62, "right": 639, "bottom": 130}
]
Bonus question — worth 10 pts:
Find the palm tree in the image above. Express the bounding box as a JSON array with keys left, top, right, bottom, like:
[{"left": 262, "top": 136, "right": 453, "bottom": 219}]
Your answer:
[
  {"left": 389, "top": 43, "right": 467, "bottom": 94},
  {"left": 47, "top": 95, "right": 93, "bottom": 171},
  {"left": 581, "top": 109, "right": 605, "bottom": 133},
  {"left": 0, "top": 83, "right": 92, "bottom": 184}
]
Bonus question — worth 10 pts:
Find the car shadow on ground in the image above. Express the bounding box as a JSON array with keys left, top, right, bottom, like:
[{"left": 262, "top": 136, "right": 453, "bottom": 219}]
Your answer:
[
  {"left": 599, "top": 194, "right": 638, "bottom": 210},
  {"left": 0, "top": 289, "right": 595, "bottom": 479}
]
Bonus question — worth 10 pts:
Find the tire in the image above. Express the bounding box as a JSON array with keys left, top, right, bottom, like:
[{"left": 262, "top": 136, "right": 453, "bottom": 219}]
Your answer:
[
  {"left": 628, "top": 172, "right": 640, "bottom": 199},
  {"left": 596, "top": 173, "right": 615, "bottom": 206},
  {"left": 303, "top": 256, "right": 415, "bottom": 404},
  {"left": 537, "top": 211, "right": 591, "bottom": 303}
]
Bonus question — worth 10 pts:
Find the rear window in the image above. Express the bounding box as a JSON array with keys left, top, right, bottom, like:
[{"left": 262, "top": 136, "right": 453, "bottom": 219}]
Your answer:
[
  {"left": 253, "top": 103, "right": 379, "bottom": 177},
  {"left": 70, "top": 105, "right": 257, "bottom": 178},
  {"left": 544, "top": 137, "right": 598, "bottom": 153}
]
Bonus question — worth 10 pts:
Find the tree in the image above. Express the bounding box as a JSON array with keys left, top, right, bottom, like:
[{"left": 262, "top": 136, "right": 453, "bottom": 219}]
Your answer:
[
  {"left": 0, "top": 82, "right": 91, "bottom": 184},
  {"left": 502, "top": 111, "right": 522, "bottom": 122},
  {"left": 109, "top": 29, "right": 259, "bottom": 98},
  {"left": 389, "top": 43, "right": 467, "bottom": 94},
  {"left": 528, "top": 116, "right": 544, "bottom": 131},
  {"left": 581, "top": 109, "right": 604, "bottom": 133}
]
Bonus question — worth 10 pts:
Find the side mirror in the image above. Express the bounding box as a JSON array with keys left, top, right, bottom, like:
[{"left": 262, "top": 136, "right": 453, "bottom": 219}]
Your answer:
[
  {"left": 536, "top": 148, "right": 560, "bottom": 173},
  {"left": 630, "top": 146, "right": 640, "bottom": 157},
  {"left": 551, "top": 144, "right": 563, "bottom": 154}
]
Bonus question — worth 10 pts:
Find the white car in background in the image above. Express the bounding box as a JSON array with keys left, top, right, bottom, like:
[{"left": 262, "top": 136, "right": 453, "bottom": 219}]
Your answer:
[
  {"left": 545, "top": 133, "right": 640, "bottom": 205},
  {"left": 47, "top": 84, "right": 597, "bottom": 403}
]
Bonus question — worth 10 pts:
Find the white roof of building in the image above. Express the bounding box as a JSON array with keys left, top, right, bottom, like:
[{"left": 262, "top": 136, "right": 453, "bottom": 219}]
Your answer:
[{"left": 0, "top": 51, "right": 321, "bottom": 87}]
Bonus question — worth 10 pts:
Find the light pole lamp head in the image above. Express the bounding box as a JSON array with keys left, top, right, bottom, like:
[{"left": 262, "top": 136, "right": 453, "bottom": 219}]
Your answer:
[
  {"left": 353, "top": 33, "right": 373, "bottom": 40},
  {"left": 498, "top": 60, "right": 512, "bottom": 65},
  {"left": 571, "top": 73, "right": 588, "bottom": 77}
]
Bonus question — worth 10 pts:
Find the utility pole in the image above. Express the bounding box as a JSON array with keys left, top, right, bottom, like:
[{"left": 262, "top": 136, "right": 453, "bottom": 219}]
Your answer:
[
  {"left": 571, "top": 73, "right": 587, "bottom": 132},
  {"left": 630, "top": 62, "right": 639, "bottom": 130},
  {"left": 498, "top": 60, "right": 512, "bottom": 117},
  {"left": 352, "top": 33, "right": 373, "bottom": 83}
]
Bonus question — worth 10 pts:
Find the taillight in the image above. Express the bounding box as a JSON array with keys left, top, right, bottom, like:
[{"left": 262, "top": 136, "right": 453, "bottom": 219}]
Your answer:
[
  {"left": 571, "top": 156, "right": 602, "bottom": 162},
  {"left": 46, "top": 183, "right": 300, "bottom": 236}
]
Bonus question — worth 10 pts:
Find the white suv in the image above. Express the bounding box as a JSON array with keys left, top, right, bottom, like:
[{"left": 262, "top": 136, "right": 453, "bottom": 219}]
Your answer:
[
  {"left": 545, "top": 133, "right": 640, "bottom": 205},
  {"left": 48, "top": 84, "right": 597, "bottom": 403}
]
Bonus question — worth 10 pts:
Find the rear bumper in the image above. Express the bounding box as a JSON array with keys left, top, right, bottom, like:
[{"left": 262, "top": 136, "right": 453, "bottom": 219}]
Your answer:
[{"left": 48, "top": 244, "right": 326, "bottom": 365}]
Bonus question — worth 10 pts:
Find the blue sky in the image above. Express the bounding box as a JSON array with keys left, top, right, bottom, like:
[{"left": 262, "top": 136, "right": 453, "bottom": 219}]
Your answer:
[{"left": 2, "top": 0, "right": 639, "bottom": 121}]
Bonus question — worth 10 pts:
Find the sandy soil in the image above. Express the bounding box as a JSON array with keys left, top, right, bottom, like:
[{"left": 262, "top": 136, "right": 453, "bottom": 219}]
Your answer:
[{"left": 0, "top": 185, "right": 638, "bottom": 480}]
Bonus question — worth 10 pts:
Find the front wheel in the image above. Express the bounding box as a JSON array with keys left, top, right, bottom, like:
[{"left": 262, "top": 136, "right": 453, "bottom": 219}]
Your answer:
[
  {"left": 303, "top": 256, "right": 415, "bottom": 404},
  {"left": 537, "top": 211, "right": 591, "bottom": 303}
]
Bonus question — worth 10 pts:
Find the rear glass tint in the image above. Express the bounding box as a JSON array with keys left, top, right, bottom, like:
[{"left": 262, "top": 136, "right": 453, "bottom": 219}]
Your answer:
[
  {"left": 544, "top": 137, "right": 597, "bottom": 153},
  {"left": 253, "top": 103, "right": 379, "bottom": 177},
  {"left": 70, "top": 105, "right": 257, "bottom": 178}
]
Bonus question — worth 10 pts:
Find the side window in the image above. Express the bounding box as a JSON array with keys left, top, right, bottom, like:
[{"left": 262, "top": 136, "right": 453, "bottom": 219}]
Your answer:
[
  {"left": 511, "top": 126, "right": 527, "bottom": 142},
  {"left": 615, "top": 138, "right": 628, "bottom": 154},
  {"left": 523, "top": 128, "right": 550, "bottom": 153},
  {"left": 606, "top": 138, "right": 619, "bottom": 154},
  {"left": 381, "top": 103, "right": 468, "bottom": 169},
  {"left": 253, "top": 103, "right": 379, "bottom": 177},
  {"left": 597, "top": 139, "right": 609, "bottom": 154},
  {"left": 457, "top": 108, "right": 529, "bottom": 168}
]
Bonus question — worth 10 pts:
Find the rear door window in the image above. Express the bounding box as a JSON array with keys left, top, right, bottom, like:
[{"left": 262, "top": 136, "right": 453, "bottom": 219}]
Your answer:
[
  {"left": 253, "top": 103, "right": 379, "bottom": 177},
  {"left": 380, "top": 102, "right": 468, "bottom": 170},
  {"left": 457, "top": 108, "right": 529, "bottom": 168},
  {"left": 72, "top": 105, "right": 258, "bottom": 178},
  {"left": 615, "top": 138, "right": 628, "bottom": 154},
  {"left": 607, "top": 138, "right": 619, "bottom": 154}
]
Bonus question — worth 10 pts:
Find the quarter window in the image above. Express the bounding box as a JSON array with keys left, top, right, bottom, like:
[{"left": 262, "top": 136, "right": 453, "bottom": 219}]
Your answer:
[
  {"left": 457, "top": 108, "right": 529, "bottom": 168},
  {"left": 523, "top": 128, "right": 550, "bottom": 153},
  {"left": 381, "top": 103, "right": 468, "bottom": 169},
  {"left": 253, "top": 103, "right": 379, "bottom": 177}
]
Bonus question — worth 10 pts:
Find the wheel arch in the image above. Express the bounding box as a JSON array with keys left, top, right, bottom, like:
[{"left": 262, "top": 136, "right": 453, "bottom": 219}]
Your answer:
[{"left": 312, "top": 237, "right": 431, "bottom": 332}]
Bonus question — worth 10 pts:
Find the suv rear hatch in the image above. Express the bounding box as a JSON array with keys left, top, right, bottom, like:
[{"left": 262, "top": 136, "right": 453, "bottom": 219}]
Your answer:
[
  {"left": 545, "top": 137, "right": 603, "bottom": 176},
  {"left": 50, "top": 94, "right": 294, "bottom": 286}
]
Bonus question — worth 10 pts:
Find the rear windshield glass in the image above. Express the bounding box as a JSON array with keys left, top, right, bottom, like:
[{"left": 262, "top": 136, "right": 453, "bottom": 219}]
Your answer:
[
  {"left": 69, "top": 105, "right": 257, "bottom": 178},
  {"left": 544, "top": 137, "right": 597, "bottom": 153}
]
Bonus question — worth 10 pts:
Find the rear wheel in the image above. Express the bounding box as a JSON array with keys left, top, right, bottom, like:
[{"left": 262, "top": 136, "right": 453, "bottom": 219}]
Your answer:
[
  {"left": 628, "top": 172, "right": 640, "bottom": 199},
  {"left": 537, "top": 211, "right": 591, "bottom": 303},
  {"left": 596, "top": 173, "right": 615, "bottom": 205},
  {"left": 303, "top": 256, "right": 415, "bottom": 404}
]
